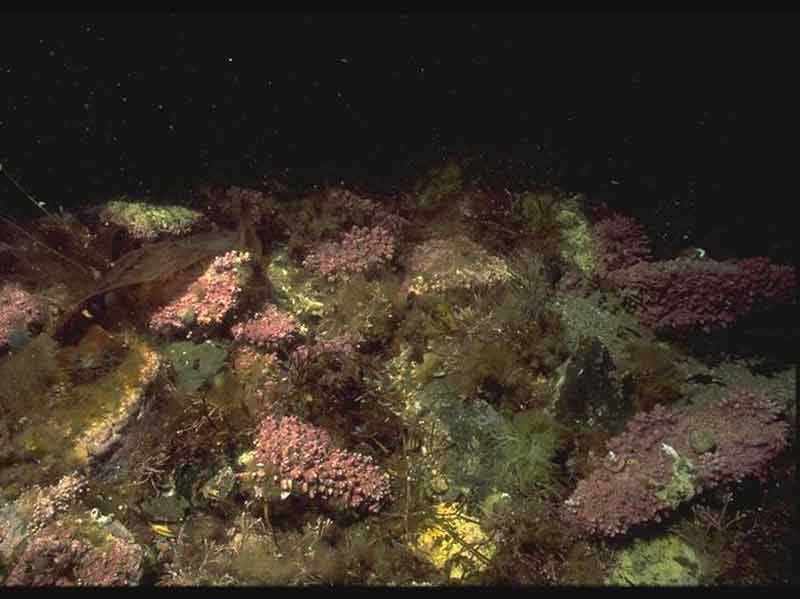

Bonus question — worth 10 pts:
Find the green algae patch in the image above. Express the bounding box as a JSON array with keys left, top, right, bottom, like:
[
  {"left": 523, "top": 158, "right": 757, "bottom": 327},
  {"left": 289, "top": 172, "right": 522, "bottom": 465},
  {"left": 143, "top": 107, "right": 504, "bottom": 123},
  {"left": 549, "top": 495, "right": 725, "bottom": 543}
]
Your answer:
[
  {"left": 656, "top": 443, "right": 701, "bottom": 509},
  {"left": 163, "top": 340, "right": 228, "bottom": 393},
  {"left": 266, "top": 245, "right": 326, "bottom": 322},
  {"left": 556, "top": 197, "right": 595, "bottom": 275},
  {"left": 415, "top": 162, "right": 463, "bottom": 210},
  {"left": 607, "top": 534, "right": 704, "bottom": 586},
  {"left": 99, "top": 198, "right": 204, "bottom": 241}
]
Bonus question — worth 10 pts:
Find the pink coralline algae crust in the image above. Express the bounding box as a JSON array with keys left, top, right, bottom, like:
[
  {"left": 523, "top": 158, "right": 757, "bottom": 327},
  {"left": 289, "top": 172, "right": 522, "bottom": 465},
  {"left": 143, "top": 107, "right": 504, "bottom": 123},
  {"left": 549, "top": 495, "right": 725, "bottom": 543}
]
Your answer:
[
  {"left": 325, "top": 188, "right": 408, "bottom": 235},
  {"left": 231, "top": 304, "right": 299, "bottom": 348},
  {"left": 5, "top": 522, "right": 143, "bottom": 586},
  {"left": 253, "top": 415, "right": 391, "bottom": 513},
  {"left": 289, "top": 334, "right": 358, "bottom": 367},
  {"left": 232, "top": 345, "right": 280, "bottom": 375},
  {"left": 694, "top": 389, "right": 789, "bottom": 486},
  {"left": 223, "top": 186, "right": 277, "bottom": 225},
  {"left": 0, "top": 283, "right": 43, "bottom": 349},
  {"left": 606, "top": 256, "right": 796, "bottom": 332},
  {"left": 146, "top": 250, "right": 251, "bottom": 335},
  {"left": 73, "top": 534, "right": 144, "bottom": 586},
  {"left": 231, "top": 346, "right": 283, "bottom": 405},
  {"left": 562, "top": 389, "right": 789, "bottom": 538},
  {"left": 24, "top": 473, "right": 88, "bottom": 536},
  {"left": 302, "top": 224, "right": 395, "bottom": 282},
  {"left": 592, "top": 213, "right": 653, "bottom": 277}
]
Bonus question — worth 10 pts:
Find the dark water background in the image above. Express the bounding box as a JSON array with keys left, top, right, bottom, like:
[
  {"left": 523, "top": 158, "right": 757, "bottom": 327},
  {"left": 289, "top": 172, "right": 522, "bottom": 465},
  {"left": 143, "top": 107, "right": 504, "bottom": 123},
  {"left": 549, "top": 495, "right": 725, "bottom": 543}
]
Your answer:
[{"left": 1, "top": 11, "right": 794, "bottom": 263}]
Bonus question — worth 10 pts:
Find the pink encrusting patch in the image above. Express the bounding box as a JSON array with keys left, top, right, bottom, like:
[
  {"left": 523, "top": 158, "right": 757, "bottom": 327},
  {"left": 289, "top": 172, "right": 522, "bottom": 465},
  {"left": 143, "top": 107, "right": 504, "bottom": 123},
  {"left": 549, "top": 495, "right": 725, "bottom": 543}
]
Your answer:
[
  {"left": 562, "top": 388, "right": 789, "bottom": 537},
  {"left": 253, "top": 414, "right": 391, "bottom": 513},
  {"left": 146, "top": 250, "right": 252, "bottom": 335}
]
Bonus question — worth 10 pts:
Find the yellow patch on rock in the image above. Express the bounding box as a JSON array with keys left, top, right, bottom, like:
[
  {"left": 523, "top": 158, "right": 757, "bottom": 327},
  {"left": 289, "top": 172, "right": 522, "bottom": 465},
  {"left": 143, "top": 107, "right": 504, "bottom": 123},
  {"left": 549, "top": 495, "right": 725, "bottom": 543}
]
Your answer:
[
  {"left": 412, "top": 502, "right": 496, "bottom": 581},
  {"left": 72, "top": 341, "right": 161, "bottom": 464}
]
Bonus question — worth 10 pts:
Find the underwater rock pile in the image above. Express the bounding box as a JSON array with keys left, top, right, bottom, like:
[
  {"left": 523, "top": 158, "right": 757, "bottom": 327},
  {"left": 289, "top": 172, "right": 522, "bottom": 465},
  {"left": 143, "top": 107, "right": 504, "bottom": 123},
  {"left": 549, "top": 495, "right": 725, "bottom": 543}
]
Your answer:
[{"left": 0, "top": 164, "right": 795, "bottom": 585}]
